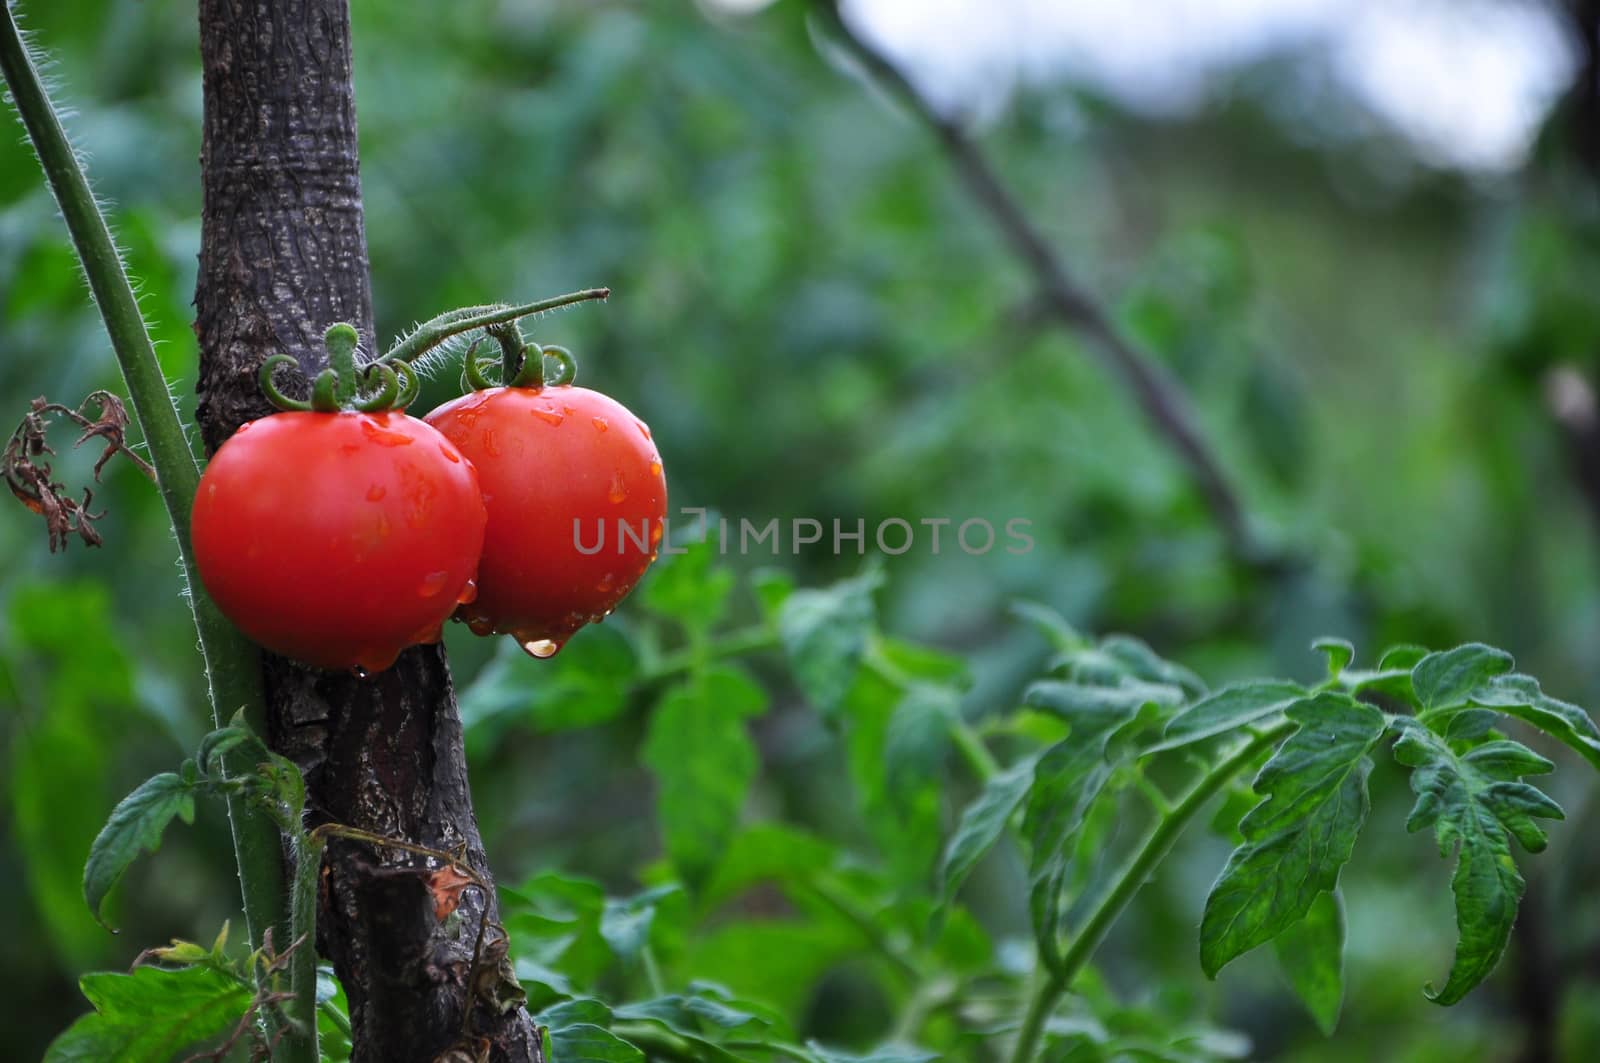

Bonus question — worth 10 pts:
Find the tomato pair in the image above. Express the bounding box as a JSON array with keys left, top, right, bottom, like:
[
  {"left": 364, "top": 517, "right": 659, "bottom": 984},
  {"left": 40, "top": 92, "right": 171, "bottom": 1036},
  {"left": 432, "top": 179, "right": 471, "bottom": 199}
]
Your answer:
[{"left": 191, "top": 326, "right": 666, "bottom": 674}]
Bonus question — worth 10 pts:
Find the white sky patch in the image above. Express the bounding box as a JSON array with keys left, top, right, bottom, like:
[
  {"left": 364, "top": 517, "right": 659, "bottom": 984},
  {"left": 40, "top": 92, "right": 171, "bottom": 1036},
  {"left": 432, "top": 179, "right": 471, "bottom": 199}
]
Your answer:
[{"left": 809, "top": 0, "right": 1580, "bottom": 173}]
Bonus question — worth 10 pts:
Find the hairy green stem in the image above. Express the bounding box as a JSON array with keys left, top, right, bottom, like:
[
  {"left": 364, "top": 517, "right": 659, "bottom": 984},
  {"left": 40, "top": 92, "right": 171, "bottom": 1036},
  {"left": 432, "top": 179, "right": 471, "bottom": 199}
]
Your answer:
[
  {"left": 282, "top": 833, "right": 325, "bottom": 1063},
  {"left": 384, "top": 288, "right": 611, "bottom": 365},
  {"left": 1008, "top": 721, "right": 1293, "bottom": 1063},
  {"left": 0, "top": 0, "right": 286, "bottom": 961}
]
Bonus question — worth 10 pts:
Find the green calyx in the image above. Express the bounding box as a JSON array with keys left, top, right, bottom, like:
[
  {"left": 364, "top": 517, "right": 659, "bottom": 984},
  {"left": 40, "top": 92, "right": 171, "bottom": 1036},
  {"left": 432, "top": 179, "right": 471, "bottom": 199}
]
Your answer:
[
  {"left": 258, "top": 323, "right": 420, "bottom": 414},
  {"left": 460, "top": 332, "right": 579, "bottom": 393}
]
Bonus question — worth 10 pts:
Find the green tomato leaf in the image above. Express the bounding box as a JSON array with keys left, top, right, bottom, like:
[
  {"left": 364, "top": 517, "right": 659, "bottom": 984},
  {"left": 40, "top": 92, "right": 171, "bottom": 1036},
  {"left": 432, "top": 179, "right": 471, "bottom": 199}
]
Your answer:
[
  {"left": 547, "top": 1023, "right": 645, "bottom": 1063},
  {"left": 1311, "top": 638, "right": 1355, "bottom": 681},
  {"left": 642, "top": 667, "right": 766, "bottom": 885},
  {"left": 1200, "top": 693, "right": 1386, "bottom": 977},
  {"left": 1153, "top": 680, "right": 1306, "bottom": 753},
  {"left": 1272, "top": 889, "right": 1345, "bottom": 1036},
  {"left": 1021, "top": 681, "right": 1142, "bottom": 965},
  {"left": 806, "top": 1044, "right": 938, "bottom": 1063},
  {"left": 601, "top": 884, "right": 681, "bottom": 962},
  {"left": 777, "top": 570, "right": 881, "bottom": 717},
  {"left": 883, "top": 684, "right": 957, "bottom": 799},
  {"left": 936, "top": 756, "right": 1036, "bottom": 907},
  {"left": 698, "top": 824, "right": 836, "bottom": 916},
  {"left": 1411, "top": 643, "right": 1513, "bottom": 711},
  {"left": 460, "top": 625, "right": 638, "bottom": 747},
  {"left": 82, "top": 772, "right": 195, "bottom": 930},
  {"left": 1008, "top": 600, "right": 1087, "bottom": 652},
  {"left": 1096, "top": 634, "right": 1206, "bottom": 697},
  {"left": 1464, "top": 673, "right": 1600, "bottom": 771},
  {"left": 44, "top": 965, "right": 251, "bottom": 1062},
  {"left": 538, "top": 997, "right": 614, "bottom": 1030},
  {"left": 1392, "top": 723, "right": 1564, "bottom": 1004},
  {"left": 643, "top": 537, "right": 735, "bottom": 636}
]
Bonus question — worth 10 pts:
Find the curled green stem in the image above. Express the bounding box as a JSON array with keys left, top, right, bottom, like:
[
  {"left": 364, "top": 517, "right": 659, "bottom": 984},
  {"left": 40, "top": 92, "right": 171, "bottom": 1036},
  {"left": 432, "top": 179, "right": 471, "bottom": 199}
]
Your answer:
[
  {"left": 539, "top": 344, "right": 577, "bottom": 387},
  {"left": 259, "top": 355, "right": 312, "bottom": 412}
]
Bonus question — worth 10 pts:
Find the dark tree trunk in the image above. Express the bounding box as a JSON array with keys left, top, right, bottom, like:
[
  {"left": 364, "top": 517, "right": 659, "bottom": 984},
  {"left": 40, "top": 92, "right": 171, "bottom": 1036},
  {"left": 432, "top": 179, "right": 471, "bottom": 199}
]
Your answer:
[{"left": 192, "top": 2, "right": 541, "bottom": 1060}]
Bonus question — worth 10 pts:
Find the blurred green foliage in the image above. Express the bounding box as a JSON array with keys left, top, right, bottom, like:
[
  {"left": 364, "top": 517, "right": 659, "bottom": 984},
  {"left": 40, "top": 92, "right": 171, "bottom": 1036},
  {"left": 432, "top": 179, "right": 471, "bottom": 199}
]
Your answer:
[{"left": 6, "top": 0, "right": 1600, "bottom": 1059}]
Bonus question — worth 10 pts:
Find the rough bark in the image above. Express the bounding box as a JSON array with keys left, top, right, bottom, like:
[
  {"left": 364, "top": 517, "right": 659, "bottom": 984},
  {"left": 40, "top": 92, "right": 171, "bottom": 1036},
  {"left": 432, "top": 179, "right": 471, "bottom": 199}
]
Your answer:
[{"left": 192, "top": 2, "right": 541, "bottom": 1060}]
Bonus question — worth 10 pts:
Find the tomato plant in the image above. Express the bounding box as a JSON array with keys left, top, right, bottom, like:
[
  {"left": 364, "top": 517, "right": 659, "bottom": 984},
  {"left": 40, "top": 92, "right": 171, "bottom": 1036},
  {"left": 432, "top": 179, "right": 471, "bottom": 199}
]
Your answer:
[
  {"left": 425, "top": 346, "right": 666, "bottom": 656},
  {"left": 191, "top": 328, "right": 486, "bottom": 674}
]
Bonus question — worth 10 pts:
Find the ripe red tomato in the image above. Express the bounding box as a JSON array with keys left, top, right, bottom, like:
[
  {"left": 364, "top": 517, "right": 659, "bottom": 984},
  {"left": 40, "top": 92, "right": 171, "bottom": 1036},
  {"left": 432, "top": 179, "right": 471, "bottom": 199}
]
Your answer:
[
  {"left": 424, "top": 384, "right": 666, "bottom": 656},
  {"left": 192, "top": 411, "right": 487, "bottom": 674}
]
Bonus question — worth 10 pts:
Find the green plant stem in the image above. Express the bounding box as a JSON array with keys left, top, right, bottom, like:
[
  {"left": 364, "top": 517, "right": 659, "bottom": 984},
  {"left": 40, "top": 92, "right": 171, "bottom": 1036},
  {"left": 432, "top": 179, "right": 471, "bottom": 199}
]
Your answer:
[
  {"left": 318, "top": 998, "right": 353, "bottom": 1039},
  {"left": 1007, "top": 721, "right": 1293, "bottom": 1063},
  {"left": 282, "top": 833, "right": 325, "bottom": 1063},
  {"left": 803, "top": 873, "right": 921, "bottom": 985},
  {"left": 0, "top": 0, "right": 286, "bottom": 966},
  {"left": 643, "top": 625, "right": 778, "bottom": 682},
  {"left": 864, "top": 645, "right": 999, "bottom": 783}
]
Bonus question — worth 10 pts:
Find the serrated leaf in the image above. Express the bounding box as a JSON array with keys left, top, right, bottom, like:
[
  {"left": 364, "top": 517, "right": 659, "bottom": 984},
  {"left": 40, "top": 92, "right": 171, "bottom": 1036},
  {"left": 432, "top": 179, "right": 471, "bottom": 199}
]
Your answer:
[
  {"left": 44, "top": 965, "right": 251, "bottom": 1062},
  {"left": 83, "top": 772, "right": 194, "bottom": 930},
  {"left": 1097, "top": 634, "right": 1206, "bottom": 696},
  {"left": 1200, "top": 693, "right": 1386, "bottom": 977},
  {"left": 1465, "top": 673, "right": 1600, "bottom": 771},
  {"left": 778, "top": 571, "right": 881, "bottom": 716},
  {"left": 1392, "top": 723, "right": 1564, "bottom": 1004},
  {"left": 1021, "top": 684, "right": 1141, "bottom": 964},
  {"left": 936, "top": 756, "right": 1035, "bottom": 906},
  {"left": 1153, "top": 681, "right": 1306, "bottom": 754},
  {"left": 1272, "top": 890, "right": 1345, "bottom": 1035},
  {"left": 1412, "top": 644, "right": 1513, "bottom": 711},
  {"left": 642, "top": 667, "right": 765, "bottom": 884},
  {"left": 1311, "top": 638, "right": 1354, "bottom": 680},
  {"left": 547, "top": 1023, "right": 645, "bottom": 1063}
]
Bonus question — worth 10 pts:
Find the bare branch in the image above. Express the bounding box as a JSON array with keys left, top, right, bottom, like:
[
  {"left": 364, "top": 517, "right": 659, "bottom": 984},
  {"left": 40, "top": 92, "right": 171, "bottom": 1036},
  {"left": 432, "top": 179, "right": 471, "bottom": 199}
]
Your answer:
[{"left": 810, "top": 1, "right": 1269, "bottom": 565}]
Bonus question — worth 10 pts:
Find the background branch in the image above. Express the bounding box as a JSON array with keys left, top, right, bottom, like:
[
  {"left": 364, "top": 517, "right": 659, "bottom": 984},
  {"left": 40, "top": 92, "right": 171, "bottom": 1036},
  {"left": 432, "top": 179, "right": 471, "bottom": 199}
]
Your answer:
[{"left": 810, "top": 0, "right": 1267, "bottom": 567}]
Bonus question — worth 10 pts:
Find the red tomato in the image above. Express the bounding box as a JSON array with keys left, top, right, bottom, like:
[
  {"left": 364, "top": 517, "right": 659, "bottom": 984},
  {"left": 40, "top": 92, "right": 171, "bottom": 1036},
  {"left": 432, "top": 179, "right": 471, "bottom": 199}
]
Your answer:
[
  {"left": 424, "top": 385, "right": 666, "bottom": 656},
  {"left": 192, "top": 411, "right": 486, "bottom": 674}
]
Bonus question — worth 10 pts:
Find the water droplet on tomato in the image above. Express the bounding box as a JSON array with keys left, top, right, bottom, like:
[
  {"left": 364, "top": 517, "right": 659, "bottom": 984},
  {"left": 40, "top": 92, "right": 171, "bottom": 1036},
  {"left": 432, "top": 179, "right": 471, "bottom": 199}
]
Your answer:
[
  {"left": 649, "top": 522, "right": 663, "bottom": 546},
  {"left": 562, "top": 406, "right": 575, "bottom": 417},
  {"left": 465, "top": 615, "right": 496, "bottom": 637},
  {"left": 520, "top": 637, "right": 562, "bottom": 659},
  {"left": 592, "top": 417, "right": 609, "bottom": 432},
  {"left": 649, "top": 461, "right": 662, "bottom": 478},
  {"left": 636, "top": 421, "right": 652, "bottom": 440},
  {"left": 483, "top": 428, "right": 501, "bottom": 457},
  {"left": 531, "top": 407, "right": 565, "bottom": 426},
  {"left": 608, "top": 473, "right": 627, "bottom": 504},
  {"left": 353, "top": 666, "right": 371, "bottom": 680},
  {"left": 418, "top": 571, "right": 450, "bottom": 597},
  {"left": 366, "top": 484, "right": 387, "bottom": 501},
  {"left": 596, "top": 572, "right": 616, "bottom": 592},
  {"left": 457, "top": 578, "right": 478, "bottom": 605},
  {"left": 438, "top": 444, "right": 461, "bottom": 463},
  {"left": 360, "top": 419, "right": 415, "bottom": 446}
]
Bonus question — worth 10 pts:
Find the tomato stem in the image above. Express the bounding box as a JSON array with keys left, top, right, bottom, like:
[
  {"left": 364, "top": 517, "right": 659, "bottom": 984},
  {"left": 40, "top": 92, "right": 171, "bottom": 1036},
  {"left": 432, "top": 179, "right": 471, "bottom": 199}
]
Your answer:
[
  {"left": 383, "top": 287, "right": 611, "bottom": 366},
  {"left": 1006, "top": 720, "right": 1294, "bottom": 1063},
  {"left": 0, "top": 0, "right": 291, "bottom": 1018}
]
